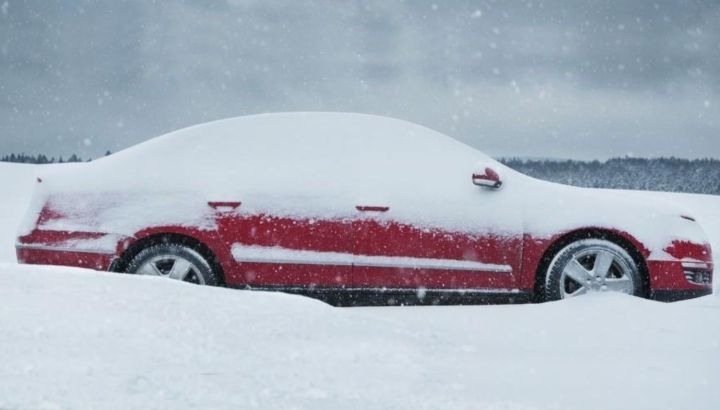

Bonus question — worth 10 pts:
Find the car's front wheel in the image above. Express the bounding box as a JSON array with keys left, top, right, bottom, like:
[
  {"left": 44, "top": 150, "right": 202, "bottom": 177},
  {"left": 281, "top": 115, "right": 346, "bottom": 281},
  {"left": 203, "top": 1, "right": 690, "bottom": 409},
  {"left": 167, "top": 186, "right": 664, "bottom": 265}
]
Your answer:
[
  {"left": 544, "top": 238, "right": 642, "bottom": 300},
  {"left": 126, "top": 243, "right": 219, "bottom": 285}
]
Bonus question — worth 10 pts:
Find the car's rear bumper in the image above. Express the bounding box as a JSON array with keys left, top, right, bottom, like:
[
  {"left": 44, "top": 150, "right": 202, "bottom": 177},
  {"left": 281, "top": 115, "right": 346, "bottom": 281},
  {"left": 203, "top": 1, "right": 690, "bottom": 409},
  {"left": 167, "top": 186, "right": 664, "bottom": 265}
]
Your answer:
[
  {"left": 15, "top": 230, "right": 124, "bottom": 271},
  {"left": 16, "top": 243, "right": 116, "bottom": 271}
]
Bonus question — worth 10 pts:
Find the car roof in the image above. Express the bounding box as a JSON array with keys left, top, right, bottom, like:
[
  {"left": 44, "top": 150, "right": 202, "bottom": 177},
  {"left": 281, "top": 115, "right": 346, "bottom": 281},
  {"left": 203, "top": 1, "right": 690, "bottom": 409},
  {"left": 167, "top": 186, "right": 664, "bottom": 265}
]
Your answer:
[
  {"left": 118, "top": 112, "right": 483, "bottom": 161},
  {"left": 45, "top": 112, "right": 497, "bottom": 201}
]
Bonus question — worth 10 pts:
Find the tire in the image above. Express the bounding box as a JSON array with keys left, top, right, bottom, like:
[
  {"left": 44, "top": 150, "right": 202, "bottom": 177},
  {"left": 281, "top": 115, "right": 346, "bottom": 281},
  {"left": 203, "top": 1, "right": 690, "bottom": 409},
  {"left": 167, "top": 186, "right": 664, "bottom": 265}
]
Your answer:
[
  {"left": 126, "top": 242, "right": 219, "bottom": 285},
  {"left": 544, "top": 238, "right": 642, "bottom": 301}
]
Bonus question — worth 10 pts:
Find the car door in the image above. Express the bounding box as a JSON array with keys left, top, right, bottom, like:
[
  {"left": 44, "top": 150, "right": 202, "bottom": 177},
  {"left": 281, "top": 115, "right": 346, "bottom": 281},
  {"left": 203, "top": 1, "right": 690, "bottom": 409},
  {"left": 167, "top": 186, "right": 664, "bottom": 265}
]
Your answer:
[
  {"left": 214, "top": 200, "right": 355, "bottom": 289},
  {"left": 351, "top": 156, "right": 524, "bottom": 293}
]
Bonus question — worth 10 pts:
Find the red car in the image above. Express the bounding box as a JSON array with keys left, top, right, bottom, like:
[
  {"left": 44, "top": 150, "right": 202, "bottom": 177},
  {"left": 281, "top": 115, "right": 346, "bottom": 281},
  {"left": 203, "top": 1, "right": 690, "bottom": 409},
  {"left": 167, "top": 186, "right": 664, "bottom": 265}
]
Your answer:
[{"left": 16, "top": 113, "right": 713, "bottom": 304}]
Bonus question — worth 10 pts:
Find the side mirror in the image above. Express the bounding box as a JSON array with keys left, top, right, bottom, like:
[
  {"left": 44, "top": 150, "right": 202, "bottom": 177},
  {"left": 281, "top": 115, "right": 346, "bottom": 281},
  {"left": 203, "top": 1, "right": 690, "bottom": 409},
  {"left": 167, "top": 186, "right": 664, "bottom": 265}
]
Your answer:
[{"left": 472, "top": 167, "right": 503, "bottom": 189}]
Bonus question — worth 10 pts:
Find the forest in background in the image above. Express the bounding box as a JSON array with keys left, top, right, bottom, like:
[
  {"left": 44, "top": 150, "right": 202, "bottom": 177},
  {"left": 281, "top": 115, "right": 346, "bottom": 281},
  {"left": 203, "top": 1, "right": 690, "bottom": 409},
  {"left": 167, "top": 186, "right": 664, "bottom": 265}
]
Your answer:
[{"left": 500, "top": 157, "right": 719, "bottom": 195}]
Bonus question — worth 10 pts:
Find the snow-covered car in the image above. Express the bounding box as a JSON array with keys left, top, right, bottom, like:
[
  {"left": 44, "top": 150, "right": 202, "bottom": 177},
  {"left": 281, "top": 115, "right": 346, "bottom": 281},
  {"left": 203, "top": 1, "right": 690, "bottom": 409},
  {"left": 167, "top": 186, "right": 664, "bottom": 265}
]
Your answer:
[{"left": 15, "top": 113, "right": 713, "bottom": 304}]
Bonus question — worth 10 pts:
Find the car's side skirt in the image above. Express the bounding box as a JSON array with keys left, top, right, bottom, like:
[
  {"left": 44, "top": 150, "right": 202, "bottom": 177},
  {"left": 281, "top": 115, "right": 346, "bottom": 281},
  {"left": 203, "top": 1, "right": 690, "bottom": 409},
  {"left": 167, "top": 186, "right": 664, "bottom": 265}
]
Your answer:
[{"left": 230, "top": 285, "right": 533, "bottom": 306}]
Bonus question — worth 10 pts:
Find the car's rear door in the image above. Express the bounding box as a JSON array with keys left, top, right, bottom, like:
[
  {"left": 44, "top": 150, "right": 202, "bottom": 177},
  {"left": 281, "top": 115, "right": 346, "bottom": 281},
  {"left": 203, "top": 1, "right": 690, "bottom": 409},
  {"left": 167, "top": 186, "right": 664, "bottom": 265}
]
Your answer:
[{"left": 214, "top": 198, "right": 355, "bottom": 289}]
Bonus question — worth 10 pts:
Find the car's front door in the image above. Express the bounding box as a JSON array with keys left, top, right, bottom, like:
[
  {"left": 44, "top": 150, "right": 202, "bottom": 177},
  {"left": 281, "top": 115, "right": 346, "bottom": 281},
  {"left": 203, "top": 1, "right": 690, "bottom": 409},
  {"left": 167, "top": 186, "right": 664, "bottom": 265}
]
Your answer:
[{"left": 351, "top": 165, "right": 524, "bottom": 295}]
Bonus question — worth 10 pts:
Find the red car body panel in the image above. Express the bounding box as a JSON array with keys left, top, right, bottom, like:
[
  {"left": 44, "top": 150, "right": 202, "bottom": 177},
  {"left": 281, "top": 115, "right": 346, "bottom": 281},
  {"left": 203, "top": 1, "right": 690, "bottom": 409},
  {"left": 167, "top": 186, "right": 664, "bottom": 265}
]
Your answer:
[
  {"left": 351, "top": 218, "right": 519, "bottom": 290},
  {"left": 217, "top": 212, "right": 354, "bottom": 287},
  {"left": 16, "top": 229, "right": 118, "bottom": 270},
  {"left": 15, "top": 199, "right": 713, "bottom": 303},
  {"left": 16, "top": 246, "right": 114, "bottom": 271}
]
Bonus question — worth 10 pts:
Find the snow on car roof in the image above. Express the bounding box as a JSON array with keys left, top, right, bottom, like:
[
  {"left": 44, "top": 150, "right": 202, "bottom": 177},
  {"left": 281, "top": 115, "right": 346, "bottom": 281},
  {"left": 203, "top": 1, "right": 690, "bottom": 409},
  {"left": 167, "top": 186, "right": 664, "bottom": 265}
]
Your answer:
[
  {"left": 120, "top": 112, "right": 486, "bottom": 160},
  {"left": 45, "top": 112, "right": 497, "bottom": 199}
]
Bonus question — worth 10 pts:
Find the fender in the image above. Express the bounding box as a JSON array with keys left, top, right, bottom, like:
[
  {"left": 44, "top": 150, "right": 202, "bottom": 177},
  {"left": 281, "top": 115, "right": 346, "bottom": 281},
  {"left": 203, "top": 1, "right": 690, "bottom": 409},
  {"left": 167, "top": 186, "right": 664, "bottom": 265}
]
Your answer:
[{"left": 519, "top": 227, "right": 651, "bottom": 292}]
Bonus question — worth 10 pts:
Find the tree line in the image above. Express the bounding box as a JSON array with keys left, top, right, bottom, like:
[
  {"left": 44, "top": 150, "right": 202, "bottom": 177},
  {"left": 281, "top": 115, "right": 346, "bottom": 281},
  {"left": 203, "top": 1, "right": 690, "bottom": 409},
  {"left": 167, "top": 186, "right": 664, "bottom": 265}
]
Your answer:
[
  {"left": 499, "top": 157, "right": 720, "bottom": 195},
  {"left": 0, "top": 151, "right": 112, "bottom": 164}
]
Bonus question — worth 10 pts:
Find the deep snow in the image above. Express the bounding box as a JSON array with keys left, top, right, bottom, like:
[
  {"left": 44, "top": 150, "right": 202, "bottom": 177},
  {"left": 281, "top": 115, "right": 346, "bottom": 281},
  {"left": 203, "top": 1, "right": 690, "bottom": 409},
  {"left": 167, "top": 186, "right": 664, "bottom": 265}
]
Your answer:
[
  {"left": 1, "top": 161, "right": 719, "bottom": 410},
  {"left": 1, "top": 263, "right": 719, "bottom": 410}
]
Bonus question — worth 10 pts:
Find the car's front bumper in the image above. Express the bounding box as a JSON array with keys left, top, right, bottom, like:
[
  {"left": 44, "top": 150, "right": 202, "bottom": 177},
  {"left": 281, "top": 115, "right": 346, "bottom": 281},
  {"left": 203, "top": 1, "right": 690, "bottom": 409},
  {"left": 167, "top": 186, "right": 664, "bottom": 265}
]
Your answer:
[
  {"left": 650, "top": 288, "right": 713, "bottom": 302},
  {"left": 647, "top": 259, "right": 713, "bottom": 301}
]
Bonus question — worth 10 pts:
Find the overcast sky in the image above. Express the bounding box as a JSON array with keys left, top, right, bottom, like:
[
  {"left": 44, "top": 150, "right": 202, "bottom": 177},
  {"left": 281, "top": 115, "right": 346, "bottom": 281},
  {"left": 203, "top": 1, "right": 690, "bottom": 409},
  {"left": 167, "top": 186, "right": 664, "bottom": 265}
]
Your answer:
[{"left": 1, "top": 0, "right": 719, "bottom": 160}]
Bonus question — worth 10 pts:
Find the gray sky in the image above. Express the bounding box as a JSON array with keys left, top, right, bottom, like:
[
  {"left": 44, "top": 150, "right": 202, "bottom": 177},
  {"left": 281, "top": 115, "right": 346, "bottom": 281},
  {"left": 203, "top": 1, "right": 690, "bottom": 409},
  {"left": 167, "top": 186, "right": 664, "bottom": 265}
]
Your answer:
[{"left": 1, "top": 0, "right": 719, "bottom": 160}]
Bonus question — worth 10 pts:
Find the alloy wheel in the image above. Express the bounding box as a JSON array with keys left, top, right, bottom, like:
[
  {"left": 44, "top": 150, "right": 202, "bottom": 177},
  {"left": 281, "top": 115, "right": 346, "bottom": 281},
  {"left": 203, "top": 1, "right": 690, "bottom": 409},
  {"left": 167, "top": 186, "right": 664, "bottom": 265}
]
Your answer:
[
  {"left": 559, "top": 246, "right": 635, "bottom": 298},
  {"left": 136, "top": 254, "right": 206, "bottom": 284}
]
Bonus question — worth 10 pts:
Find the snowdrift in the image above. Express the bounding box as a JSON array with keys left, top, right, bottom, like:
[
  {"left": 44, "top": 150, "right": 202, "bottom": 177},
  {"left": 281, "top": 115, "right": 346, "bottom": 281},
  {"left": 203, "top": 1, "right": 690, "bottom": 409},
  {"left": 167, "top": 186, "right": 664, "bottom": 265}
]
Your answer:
[
  {"left": 1, "top": 160, "right": 719, "bottom": 409},
  {"left": 0, "top": 263, "right": 719, "bottom": 410}
]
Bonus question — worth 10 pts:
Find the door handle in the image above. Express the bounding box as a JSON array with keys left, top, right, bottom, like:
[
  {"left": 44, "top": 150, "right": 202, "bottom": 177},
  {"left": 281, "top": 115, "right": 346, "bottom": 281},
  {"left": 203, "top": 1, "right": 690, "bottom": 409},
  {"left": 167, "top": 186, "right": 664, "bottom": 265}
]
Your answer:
[
  {"left": 208, "top": 201, "right": 242, "bottom": 211},
  {"left": 355, "top": 205, "right": 389, "bottom": 212}
]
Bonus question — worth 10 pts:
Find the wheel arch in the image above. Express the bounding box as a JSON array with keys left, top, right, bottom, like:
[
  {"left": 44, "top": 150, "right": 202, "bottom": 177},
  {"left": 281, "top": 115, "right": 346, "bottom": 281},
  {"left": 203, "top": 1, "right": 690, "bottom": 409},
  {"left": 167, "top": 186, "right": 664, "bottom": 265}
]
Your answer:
[
  {"left": 531, "top": 228, "right": 651, "bottom": 301},
  {"left": 111, "top": 229, "right": 228, "bottom": 286}
]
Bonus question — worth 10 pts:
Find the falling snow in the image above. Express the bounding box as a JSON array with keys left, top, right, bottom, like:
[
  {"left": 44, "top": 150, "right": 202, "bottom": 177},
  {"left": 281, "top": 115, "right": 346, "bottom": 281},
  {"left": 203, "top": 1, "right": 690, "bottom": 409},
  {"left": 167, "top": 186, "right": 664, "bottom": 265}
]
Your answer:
[
  {"left": 0, "top": 1, "right": 718, "bottom": 159},
  {"left": 0, "top": 3, "right": 719, "bottom": 406}
]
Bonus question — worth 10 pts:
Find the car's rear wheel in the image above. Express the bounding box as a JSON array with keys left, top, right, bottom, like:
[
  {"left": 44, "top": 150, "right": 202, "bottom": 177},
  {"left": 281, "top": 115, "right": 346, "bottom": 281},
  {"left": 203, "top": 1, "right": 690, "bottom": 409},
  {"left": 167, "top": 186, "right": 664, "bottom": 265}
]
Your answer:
[
  {"left": 544, "top": 238, "right": 642, "bottom": 301},
  {"left": 126, "top": 243, "right": 219, "bottom": 285}
]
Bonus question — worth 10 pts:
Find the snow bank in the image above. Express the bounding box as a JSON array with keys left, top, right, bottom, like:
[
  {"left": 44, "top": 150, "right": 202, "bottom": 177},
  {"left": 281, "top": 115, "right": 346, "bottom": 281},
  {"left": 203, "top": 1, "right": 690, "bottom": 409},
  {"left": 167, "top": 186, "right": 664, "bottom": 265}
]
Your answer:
[
  {"left": 0, "top": 263, "right": 718, "bottom": 410},
  {"left": 0, "top": 162, "right": 39, "bottom": 261}
]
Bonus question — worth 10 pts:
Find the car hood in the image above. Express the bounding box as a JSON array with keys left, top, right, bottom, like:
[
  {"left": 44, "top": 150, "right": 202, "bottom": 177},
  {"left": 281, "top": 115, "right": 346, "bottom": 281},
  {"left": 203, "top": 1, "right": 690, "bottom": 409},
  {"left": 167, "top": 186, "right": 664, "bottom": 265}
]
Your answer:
[{"left": 518, "top": 177, "right": 710, "bottom": 260}]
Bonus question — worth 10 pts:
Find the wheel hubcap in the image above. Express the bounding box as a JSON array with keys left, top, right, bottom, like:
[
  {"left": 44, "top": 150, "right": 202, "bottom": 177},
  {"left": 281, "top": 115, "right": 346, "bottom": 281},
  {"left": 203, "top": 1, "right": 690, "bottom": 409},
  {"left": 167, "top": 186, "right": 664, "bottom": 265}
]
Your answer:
[
  {"left": 560, "top": 247, "right": 635, "bottom": 298},
  {"left": 136, "top": 255, "right": 205, "bottom": 284}
]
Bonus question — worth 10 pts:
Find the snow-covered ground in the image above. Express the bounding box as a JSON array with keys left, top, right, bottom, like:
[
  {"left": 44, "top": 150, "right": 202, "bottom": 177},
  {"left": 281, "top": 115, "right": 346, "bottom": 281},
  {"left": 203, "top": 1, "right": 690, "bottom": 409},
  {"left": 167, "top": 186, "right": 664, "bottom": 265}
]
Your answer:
[
  {"left": 1, "top": 162, "right": 719, "bottom": 410},
  {"left": 2, "top": 263, "right": 719, "bottom": 410}
]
